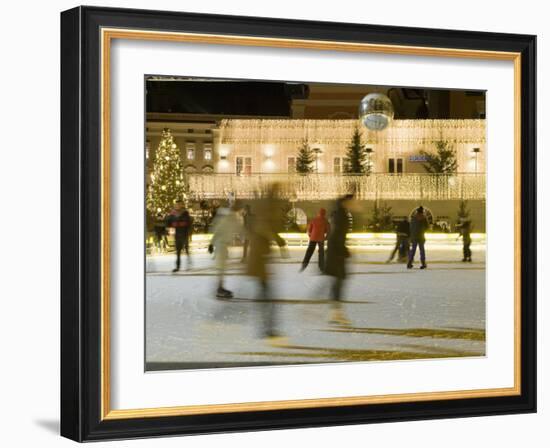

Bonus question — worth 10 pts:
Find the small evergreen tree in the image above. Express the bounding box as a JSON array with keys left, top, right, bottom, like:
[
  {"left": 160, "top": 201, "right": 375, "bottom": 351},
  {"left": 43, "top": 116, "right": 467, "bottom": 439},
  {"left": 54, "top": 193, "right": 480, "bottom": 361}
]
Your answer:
[
  {"left": 146, "top": 128, "right": 186, "bottom": 215},
  {"left": 367, "top": 202, "right": 394, "bottom": 231},
  {"left": 420, "top": 140, "right": 458, "bottom": 174},
  {"left": 295, "top": 139, "right": 315, "bottom": 174},
  {"left": 344, "top": 127, "right": 370, "bottom": 175}
]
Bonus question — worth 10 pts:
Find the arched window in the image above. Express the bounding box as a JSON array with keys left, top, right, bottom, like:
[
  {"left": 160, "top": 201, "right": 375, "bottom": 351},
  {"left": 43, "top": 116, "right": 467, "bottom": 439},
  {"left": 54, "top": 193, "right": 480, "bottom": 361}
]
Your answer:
[
  {"left": 202, "top": 165, "right": 214, "bottom": 174},
  {"left": 184, "top": 165, "right": 197, "bottom": 174},
  {"left": 409, "top": 206, "right": 434, "bottom": 225},
  {"left": 286, "top": 207, "right": 308, "bottom": 231}
]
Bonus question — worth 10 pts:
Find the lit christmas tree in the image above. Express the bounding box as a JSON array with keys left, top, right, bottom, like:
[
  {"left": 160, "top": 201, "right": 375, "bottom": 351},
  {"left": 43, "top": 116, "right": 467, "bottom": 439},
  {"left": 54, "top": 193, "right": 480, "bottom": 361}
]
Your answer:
[
  {"left": 344, "top": 127, "right": 370, "bottom": 174},
  {"left": 146, "top": 128, "right": 186, "bottom": 215},
  {"left": 295, "top": 138, "right": 315, "bottom": 174}
]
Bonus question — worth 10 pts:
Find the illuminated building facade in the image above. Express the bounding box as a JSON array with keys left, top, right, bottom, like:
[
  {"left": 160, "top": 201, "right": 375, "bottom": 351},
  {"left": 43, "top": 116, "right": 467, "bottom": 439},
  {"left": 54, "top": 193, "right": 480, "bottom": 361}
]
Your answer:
[
  {"left": 145, "top": 80, "right": 487, "bottom": 230},
  {"left": 214, "top": 118, "right": 486, "bottom": 175}
]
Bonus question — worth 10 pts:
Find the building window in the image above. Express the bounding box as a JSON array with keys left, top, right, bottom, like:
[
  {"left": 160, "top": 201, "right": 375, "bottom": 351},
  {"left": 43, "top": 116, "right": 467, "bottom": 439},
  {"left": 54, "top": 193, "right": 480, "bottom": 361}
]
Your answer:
[
  {"left": 333, "top": 157, "right": 342, "bottom": 173},
  {"left": 202, "top": 165, "right": 214, "bottom": 174},
  {"left": 186, "top": 143, "right": 195, "bottom": 160},
  {"left": 184, "top": 165, "right": 197, "bottom": 174},
  {"left": 204, "top": 144, "right": 212, "bottom": 161},
  {"left": 388, "top": 158, "right": 403, "bottom": 174},
  {"left": 288, "top": 157, "right": 296, "bottom": 173},
  {"left": 236, "top": 156, "right": 252, "bottom": 175}
]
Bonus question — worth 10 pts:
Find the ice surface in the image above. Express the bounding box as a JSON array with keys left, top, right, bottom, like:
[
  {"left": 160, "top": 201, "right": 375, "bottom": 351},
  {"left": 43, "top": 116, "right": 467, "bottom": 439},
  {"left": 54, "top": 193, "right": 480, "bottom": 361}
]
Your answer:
[{"left": 145, "top": 243, "right": 486, "bottom": 370}]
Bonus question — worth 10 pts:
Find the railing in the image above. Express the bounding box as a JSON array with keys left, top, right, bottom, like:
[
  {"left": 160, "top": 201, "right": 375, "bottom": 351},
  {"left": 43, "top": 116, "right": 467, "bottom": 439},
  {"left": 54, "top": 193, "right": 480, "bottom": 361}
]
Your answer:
[
  {"left": 188, "top": 173, "right": 486, "bottom": 201},
  {"left": 146, "top": 232, "right": 487, "bottom": 254}
]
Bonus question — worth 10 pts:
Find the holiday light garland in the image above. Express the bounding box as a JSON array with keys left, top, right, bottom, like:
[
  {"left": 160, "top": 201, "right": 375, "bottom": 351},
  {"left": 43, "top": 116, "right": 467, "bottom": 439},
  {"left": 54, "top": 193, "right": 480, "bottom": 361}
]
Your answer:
[{"left": 188, "top": 172, "right": 486, "bottom": 201}]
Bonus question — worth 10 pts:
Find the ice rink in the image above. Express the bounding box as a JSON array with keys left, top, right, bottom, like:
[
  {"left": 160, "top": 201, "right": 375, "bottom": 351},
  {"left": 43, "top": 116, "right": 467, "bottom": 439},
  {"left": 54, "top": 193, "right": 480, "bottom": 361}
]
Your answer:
[{"left": 145, "top": 243, "right": 486, "bottom": 371}]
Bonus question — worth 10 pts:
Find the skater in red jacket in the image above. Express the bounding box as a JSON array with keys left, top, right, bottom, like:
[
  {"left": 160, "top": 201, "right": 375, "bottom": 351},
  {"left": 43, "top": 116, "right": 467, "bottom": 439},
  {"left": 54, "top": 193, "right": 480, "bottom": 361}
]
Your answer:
[{"left": 300, "top": 208, "right": 331, "bottom": 272}]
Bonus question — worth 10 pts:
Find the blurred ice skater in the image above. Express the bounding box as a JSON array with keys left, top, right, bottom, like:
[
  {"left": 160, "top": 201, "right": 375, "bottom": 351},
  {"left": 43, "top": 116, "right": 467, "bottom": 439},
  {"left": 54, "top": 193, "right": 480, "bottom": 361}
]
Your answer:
[
  {"left": 324, "top": 194, "right": 354, "bottom": 326},
  {"left": 246, "top": 184, "right": 288, "bottom": 345},
  {"left": 209, "top": 203, "right": 243, "bottom": 299},
  {"left": 240, "top": 204, "right": 253, "bottom": 262}
]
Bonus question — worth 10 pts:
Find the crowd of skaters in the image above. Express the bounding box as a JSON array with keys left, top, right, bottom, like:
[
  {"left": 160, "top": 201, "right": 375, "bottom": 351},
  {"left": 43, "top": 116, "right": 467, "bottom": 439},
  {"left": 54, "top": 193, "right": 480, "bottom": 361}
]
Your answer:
[
  {"left": 152, "top": 190, "right": 474, "bottom": 344},
  {"left": 299, "top": 204, "right": 473, "bottom": 272}
]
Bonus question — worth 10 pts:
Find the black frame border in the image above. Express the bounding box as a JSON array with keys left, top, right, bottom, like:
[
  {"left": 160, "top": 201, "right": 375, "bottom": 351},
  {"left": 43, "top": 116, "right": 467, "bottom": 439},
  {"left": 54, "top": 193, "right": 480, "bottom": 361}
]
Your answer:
[{"left": 61, "top": 6, "right": 536, "bottom": 442}]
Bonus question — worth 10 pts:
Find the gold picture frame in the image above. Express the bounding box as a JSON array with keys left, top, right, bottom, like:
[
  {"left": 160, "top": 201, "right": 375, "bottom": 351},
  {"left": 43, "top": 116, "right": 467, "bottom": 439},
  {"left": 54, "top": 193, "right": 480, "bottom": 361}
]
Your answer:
[{"left": 61, "top": 6, "right": 536, "bottom": 441}]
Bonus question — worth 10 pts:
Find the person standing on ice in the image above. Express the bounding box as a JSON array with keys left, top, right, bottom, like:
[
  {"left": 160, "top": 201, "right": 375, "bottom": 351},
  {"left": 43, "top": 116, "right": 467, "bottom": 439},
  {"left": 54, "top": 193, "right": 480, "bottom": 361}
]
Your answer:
[
  {"left": 153, "top": 211, "right": 168, "bottom": 253},
  {"left": 456, "top": 218, "right": 473, "bottom": 262},
  {"left": 300, "top": 208, "right": 330, "bottom": 272},
  {"left": 240, "top": 204, "right": 253, "bottom": 262},
  {"left": 166, "top": 200, "right": 193, "bottom": 272},
  {"left": 324, "top": 194, "right": 354, "bottom": 326},
  {"left": 209, "top": 203, "right": 243, "bottom": 299},
  {"left": 386, "top": 217, "right": 410, "bottom": 263},
  {"left": 407, "top": 206, "right": 429, "bottom": 269}
]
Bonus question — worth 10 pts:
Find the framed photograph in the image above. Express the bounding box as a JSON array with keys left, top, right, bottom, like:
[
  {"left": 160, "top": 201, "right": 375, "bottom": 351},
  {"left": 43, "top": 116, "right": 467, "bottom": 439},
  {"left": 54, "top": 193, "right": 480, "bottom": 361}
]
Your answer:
[{"left": 61, "top": 6, "right": 536, "bottom": 442}]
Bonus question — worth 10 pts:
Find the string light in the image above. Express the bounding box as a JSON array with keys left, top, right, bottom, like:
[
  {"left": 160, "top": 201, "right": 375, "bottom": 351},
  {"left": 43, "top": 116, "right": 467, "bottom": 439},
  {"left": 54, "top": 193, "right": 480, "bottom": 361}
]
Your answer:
[
  {"left": 219, "top": 119, "right": 486, "bottom": 145},
  {"left": 188, "top": 173, "right": 486, "bottom": 201}
]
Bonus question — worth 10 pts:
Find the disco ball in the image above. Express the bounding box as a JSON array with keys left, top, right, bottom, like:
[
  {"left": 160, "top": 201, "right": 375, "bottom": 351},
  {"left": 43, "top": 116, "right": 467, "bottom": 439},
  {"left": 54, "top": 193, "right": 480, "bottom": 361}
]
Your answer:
[{"left": 359, "top": 93, "right": 394, "bottom": 131}]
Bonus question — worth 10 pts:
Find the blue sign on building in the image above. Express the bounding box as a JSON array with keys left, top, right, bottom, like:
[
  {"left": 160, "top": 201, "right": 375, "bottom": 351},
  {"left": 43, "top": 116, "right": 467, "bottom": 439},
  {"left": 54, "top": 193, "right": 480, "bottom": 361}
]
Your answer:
[{"left": 409, "top": 154, "right": 429, "bottom": 162}]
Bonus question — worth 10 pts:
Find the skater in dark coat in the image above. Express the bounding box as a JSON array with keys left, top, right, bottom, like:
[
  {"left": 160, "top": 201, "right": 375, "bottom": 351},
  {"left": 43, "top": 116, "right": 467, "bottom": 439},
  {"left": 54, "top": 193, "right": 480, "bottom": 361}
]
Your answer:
[
  {"left": 166, "top": 200, "right": 193, "bottom": 272},
  {"left": 407, "top": 206, "right": 429, "bottom": 269},
  {"left": 153, "top": 212, "right": 168, "bottom": 252},
  {"left": 456, "top": 218, "right": 473, "bottom": 262},
  {"left": 324, "top": 194, "right": 354, "bottom": 325},
  {"left": 300, "top": 208, "right": 330, "bottom": 272},
  {"left": 387, "top": 218, "right": 410, "bottom": 263},
  {"left": 240, "top": 204, "right": 253, "bottom": 262}
]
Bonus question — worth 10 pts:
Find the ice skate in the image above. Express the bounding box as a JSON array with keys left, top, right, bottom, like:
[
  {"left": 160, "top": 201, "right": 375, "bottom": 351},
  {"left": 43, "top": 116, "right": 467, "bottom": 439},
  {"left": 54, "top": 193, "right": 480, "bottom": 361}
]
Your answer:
[
  {"left": 280, "top": 246, "right": 290, "bottom": 259},
  {"left": 329, "top": 309, "right": 351, "bottom": 326},
  {"left": 216, "top": 287, "right": 233, "bottom": 299},
  {"left": 264, "top": 334, "right": 289, "bottom": 347}
]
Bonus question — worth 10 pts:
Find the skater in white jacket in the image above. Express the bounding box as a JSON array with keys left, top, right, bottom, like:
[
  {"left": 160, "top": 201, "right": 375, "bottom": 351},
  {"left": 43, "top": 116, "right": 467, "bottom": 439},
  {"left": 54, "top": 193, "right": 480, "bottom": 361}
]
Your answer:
[{"left": 209, "top": 204, "right": 243, "bottom": 299}]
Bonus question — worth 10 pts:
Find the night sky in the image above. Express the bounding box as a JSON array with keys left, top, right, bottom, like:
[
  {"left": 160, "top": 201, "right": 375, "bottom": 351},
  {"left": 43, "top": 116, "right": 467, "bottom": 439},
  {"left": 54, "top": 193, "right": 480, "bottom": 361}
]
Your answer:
[
  {"left": 146, "top": 78, "right": 485, "bottom": 119},
  {"left": 146, "top": 80, "right": 300, "bottom": 116}
]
